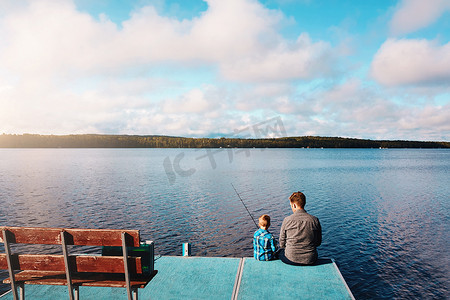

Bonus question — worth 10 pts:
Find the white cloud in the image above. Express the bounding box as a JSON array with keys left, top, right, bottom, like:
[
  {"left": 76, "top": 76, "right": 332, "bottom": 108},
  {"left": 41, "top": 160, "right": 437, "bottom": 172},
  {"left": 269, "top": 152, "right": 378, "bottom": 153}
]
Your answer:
[
  {"left": 124, "top": 78, "right": 448, "bottom": 140},
  {"left": 162, "top": 87, "right": 219, "bottom": 114},
  {"left": 0, "top": 0, "right": 26, "bottom": 17},
  {"left": 390, "top": 0, "right": 450, "bottom": 35},
  {"left": 0, "top": 0, "right": 337, "bottom": 136},
  {"left": 0, "top": 0, "right": 119, "bottom": 77},
  {"left": 0, "top": 0, "right": 333, "bottom": 82},
  {"left": 221, "top": 33, "right": 334, "bottom": 82},
  {"left": 370, "top": 38, "right": 450, "bottom": 86},
  {"left": 277, "top": 79, "right": 449, "bottom": 141},
  {"left": 399, "top": 104, "right": 450, "bottom": 131},
  {"left": 0, "top": 80, "right": 136, "bottom": 134},
  {"left": 235, "top": 83, "right": 293, "bottom": 111}
]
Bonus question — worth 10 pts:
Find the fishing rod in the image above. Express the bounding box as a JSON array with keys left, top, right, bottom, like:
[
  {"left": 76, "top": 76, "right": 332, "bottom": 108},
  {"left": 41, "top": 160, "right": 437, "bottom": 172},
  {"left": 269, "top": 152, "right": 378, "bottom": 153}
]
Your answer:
[{"left": 231, "top": 183, "right": 259, "bottom": 229}]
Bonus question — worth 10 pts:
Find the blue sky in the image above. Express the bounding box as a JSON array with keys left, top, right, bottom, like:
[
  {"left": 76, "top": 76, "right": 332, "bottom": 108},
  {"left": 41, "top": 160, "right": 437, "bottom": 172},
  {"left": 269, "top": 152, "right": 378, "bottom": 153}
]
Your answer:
[{"left": 0, "top": 0, "right": 449, "bottom": 140}]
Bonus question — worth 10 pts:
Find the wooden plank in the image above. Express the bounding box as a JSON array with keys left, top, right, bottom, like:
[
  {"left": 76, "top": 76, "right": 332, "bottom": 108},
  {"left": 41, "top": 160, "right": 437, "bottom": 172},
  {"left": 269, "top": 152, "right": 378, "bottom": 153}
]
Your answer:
[
  {"left": 0, "top": 254, "right": 143, "bottom": 274},
  {"left": 3, "top": 270, "right": 157, "bottom": 289},
  {"left": 0, "top": 227, "right": 61, "bottom": 245},
  {"left": 0, "top": 254, "right": 64, "bottom": 271},
  {"left": 64, "top": 229, "right": 140, "bottom": 247},
  {"left": 0, "top": 227, "right": 140, "bottom": 247},
  {"left": 72, "top": 256, "right": 143, "bottom": 274}
]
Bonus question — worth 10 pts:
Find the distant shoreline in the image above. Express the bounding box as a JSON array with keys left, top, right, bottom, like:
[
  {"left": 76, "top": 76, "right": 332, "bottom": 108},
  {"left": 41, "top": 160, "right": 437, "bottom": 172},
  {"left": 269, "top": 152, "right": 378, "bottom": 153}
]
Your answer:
[{"left": 0, "top": 134, "right": 448, "bottom": 148}]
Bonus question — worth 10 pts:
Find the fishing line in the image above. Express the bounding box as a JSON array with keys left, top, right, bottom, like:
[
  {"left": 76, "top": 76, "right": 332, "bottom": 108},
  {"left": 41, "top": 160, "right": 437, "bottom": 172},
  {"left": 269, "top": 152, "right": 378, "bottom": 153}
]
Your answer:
[{"left": 231, "top": 183, "right": 259, "bottom": 229}]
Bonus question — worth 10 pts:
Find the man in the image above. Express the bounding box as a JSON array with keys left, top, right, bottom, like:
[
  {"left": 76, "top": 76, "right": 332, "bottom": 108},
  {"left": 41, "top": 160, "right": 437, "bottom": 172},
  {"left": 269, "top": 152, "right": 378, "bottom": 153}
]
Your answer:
[{"left": 279, "top": 191, "right": 322, "bottom": 265}]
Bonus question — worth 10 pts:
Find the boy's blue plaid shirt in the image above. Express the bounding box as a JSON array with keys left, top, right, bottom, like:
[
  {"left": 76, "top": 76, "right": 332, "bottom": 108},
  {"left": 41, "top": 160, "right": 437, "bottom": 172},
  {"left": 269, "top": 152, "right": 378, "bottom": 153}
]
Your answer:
[{"left": 253, "top": 228, "right": 277, "bottom": 261}]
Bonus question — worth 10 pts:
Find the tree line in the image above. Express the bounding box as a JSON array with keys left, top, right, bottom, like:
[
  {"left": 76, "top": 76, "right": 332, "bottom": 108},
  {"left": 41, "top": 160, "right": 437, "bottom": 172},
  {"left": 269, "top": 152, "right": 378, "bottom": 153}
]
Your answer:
[{"left": 0, "top": 134, "right": 448, "bottom": 148}]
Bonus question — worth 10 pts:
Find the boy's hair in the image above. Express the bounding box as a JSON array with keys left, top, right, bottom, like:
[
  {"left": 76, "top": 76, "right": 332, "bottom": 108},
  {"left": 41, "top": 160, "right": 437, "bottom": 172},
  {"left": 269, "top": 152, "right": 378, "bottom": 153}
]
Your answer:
[
  {"left": 259, "top": 214, "right": 271, "bottom": 228},
  {"left": 289, "top": 191, "right": 306, "bottom": 208}
]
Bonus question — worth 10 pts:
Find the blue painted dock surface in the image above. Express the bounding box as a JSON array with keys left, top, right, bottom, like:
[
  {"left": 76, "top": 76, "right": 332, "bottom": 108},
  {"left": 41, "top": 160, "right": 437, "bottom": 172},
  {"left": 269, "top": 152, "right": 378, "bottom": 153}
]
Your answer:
[{"left": 1, "top": 256, "right": 354, "bottom": 299}]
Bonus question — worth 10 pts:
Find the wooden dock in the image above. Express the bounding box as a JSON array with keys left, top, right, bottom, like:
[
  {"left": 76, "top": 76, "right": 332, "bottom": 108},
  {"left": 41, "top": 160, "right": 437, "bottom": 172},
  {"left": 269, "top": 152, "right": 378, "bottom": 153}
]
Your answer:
[{"left": 1, "top": 256, "right": 354, "bottom": 299}]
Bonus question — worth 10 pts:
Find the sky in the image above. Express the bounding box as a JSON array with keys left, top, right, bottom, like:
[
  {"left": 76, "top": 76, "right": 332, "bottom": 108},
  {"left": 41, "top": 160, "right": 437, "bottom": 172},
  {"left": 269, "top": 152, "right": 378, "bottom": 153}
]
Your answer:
[{"left": 0, "top": 0, "right": 449, "bottom": 141}]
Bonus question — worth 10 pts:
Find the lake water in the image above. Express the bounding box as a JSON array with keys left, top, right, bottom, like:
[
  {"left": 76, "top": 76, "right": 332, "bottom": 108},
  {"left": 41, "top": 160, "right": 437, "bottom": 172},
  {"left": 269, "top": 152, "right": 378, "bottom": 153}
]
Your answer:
[{"left": 0, "top": 148, "right": 448, "bottom": 299}]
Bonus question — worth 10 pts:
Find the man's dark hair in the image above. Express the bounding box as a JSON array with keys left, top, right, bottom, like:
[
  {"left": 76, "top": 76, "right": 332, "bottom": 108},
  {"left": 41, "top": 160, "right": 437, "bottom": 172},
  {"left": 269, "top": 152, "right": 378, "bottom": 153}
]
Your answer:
[{"left": 289, "top": 191, "right": 306, "bottom": 208}]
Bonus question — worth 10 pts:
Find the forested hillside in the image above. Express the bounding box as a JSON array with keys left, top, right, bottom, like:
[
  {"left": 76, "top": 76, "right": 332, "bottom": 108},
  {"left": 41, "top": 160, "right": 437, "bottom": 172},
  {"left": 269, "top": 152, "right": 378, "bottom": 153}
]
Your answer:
[{"left": 0, "top": 134, "right": 448, "bottom": 148}]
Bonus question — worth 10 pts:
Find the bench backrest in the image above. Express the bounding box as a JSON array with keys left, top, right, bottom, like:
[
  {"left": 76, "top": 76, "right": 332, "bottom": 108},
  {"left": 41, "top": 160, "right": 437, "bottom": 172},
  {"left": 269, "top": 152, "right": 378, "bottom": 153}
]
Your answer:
[
  {"left": 0, "top": 227, "right": 140, "bottom": 247},
  {"left": 0, "top": 227, "right": 143, "bottom": 274}
]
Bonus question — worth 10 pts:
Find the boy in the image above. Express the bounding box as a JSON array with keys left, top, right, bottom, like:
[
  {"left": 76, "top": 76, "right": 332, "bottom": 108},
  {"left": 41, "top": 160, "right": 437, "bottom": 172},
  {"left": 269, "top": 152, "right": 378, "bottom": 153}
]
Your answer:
[{"left": 253, "top": 214, "right": 278, "bottom": 261}]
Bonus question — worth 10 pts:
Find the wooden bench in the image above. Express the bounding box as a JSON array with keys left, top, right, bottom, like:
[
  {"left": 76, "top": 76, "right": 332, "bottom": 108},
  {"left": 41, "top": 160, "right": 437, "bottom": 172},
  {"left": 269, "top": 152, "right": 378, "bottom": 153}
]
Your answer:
[{"left": 0, "top": 226, "right": 157, "bottom": 300}]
